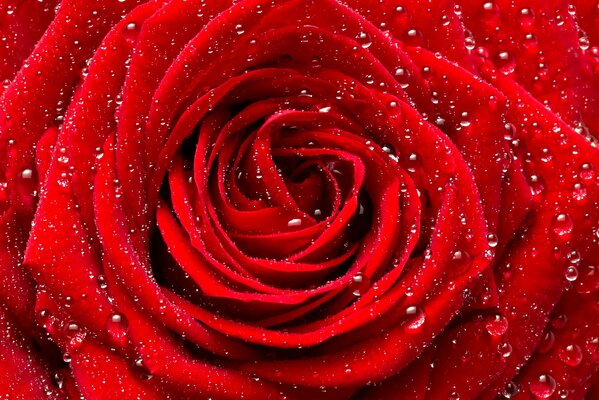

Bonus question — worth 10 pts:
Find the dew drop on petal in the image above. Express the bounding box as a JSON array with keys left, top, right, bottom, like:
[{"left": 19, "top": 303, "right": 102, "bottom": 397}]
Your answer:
[
  {"left": 519, "top": 7, "right": 535, "bottom": 27},
  {"left": 287, "top": 218, "right": 302, "bottom": 227},
  {"left": 580, "top": 163, "right": 595, "bottom": 180},
  {"left": 550, "top": 213, "right": 573, "bottom": 240},
  {"left": 502, "top": 382, "right": 520, "bottom": 398},
  {"left": 558, "top": 344, "right": 583, "bottom": 367},
  {"left": 394, "top": 67, "right": 410, "bottom": 89},
  {"left": 486, "top": 314, "right": 509, "bottom": 337},
  {"left": 107, "top": 313, "right": 128, "bottom": 343},
  {"left": 487, "top": 233, "right": 498, "bottom": 248},
  {"left": 404, "top": 305, "right": 425, "bottom": 330},
  {"left": 537, "top": 330, "right": 555, "bottom": 354},
  {"left": 498, "top": 342, "right": 513, "bottom": 358},
  {"left": 565, "top": 265, "right": 579, "bottom": 282},
  {"left": 356, "top": 32, "right": 372, "bottom": 48},
  {"left": 529, "top": 374, "right": 556, "bottom": 399}
]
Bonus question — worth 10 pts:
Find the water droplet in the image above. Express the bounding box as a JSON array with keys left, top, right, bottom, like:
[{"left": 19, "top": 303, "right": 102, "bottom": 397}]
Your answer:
[
  {"left": 20, "top": 169, "right": 33, "bottom": 180},
  {"left": 287, "top": 218, "right": 302, "bottom": 227},
  {"left": 537, "top": 330, "right": 555, "bottom": 354},
  {"left": 502, "top": 381, "right": 520, "bottom": 398},
  {"left": 123, "top": 21, "right": 140, "bottom": 43},
  {"left": 486, "top": 314, "right": 509, "bottom": 336},
  {"left": 404, "top": 305, "right": 425, "bottom": 330},
  {"left": 579, "top": 163, "right": 595, "bottom": 180},
  {"left": 352, "top": 273, "right": 363, "bottom": 283},
  {"left": 495, "top": 51, "right": 515, "bottom": 73},
  {"left": 235, "top": 24, "right": 245, "bottom": 35},
  {"left": 107, "top": 313, "right": 128, "bottom": 344},
  {"left": 481, "top": 1, "right": 500, "bottom": 19},
  {"left": 558, "top": 389, "right": 569, "bottom": 398},
  {"left": 394, "top": 67, "right": 410, "bottom": 89},
  {"left": 402, "top": 28, "right": 423, "bottom": 46},
  {"left": 558, "top": 344, "right": 583, "bottom": 366},
  {"left": 464, "top": 33, "right": 476, "bottom": 51},
  {"left": 579, "top": 33, "right": 590, "bottom": 51},
  {"left": 529, "top": 374, "right": 556, "bottom": 398},
  {"left": 551, "top": 213, "right": 573, "bottom": 241},
  {"left": 448, "top": 392, "right": 460, "bottom": 400},
  {"left": 318, "top": 106, "right": 332, "bottom": 113},
  {"left": 356, "top": 32, "right": 372, "bottom": 48},
  {"left": 459, "top": 112, "right": 471, "bottom": 127},
  {"left": 565, "top": 266, "right": 579, "bottom": 282},
  {"left": 97, "top": 274, "right": 107, "bottom": 289},
  {"left": 487, "top": 233, "right": 498, "bottom": 248},
  {"left": 572, "top": 182, "right": 587, "bottom": 202},
  {"left": 551, "top": 314, "right": 568, "bottom": 330},
  {"left": 504, "top": 123, "right": 516, "bottom": 140},
  {"left": 498, "top": 342, "right": 513, "bottom": 357},
  {"left": 519, "top": 7, "right": 535, "bottom": 27}
]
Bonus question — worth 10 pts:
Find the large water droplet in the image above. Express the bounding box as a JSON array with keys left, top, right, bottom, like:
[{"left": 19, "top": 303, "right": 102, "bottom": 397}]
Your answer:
[
  {"left": 487, "top": 233, "right": 498, "bottom": 248},
  {"left": 579, "top": 163, "right": 595, "bottom": 180},
  {"left": 565, "top": 265, "right": 579, "bottom": 282},
  {"left": 480, "top": 1, "right": 500, "bottom": 20},
  {"left": 356, "top": 32, "right": 372, "bottom": 48},
  {"left": 404, "top": 305, "right": 425, "bottom": 330},
  {"left": 529, "top": 374, "right": 556, "bottom": 398},
  {"left": 486, "top": 314, "right": 509, "bottom": 337},
  {"left": 537, "top": 330, "right": 555, "bottom": 354},
  {"left": 559, "top": 344, "right": 583, "bottom": 367},
  {"left": 107, "top": 313, "right": 128, "bottom": 345},
  {"left": 287, "top": 218, "right": 302, "bottom": 227},
  {"left": 394, "top": 67, "right": 410, "bottom": 89},
  {"left": 550, "top": 213, "right": 573, "bottom": 241},
  {"left": 519, "top": 7, "right": 535, "bottom": 27}
]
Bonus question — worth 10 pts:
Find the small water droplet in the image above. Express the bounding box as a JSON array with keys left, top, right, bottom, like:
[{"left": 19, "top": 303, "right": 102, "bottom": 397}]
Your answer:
[
  {"left": 572, "top": 182, "right": 587, "bottom": 202},
  {"left": 552, "top": 314, "right": 568, "bottom": 330},
  {"left": 448, "top": 392, "right": 460, "bottom": 400},
  {"left": 459, "top": 112, "right": 471, "bottom": 127},
  {"left": 579, "top": 33, "right": 590, "bottom": 51},
  {"left": 498, "top": 342, "right": 513, "bottom": 357},
  {"left": 464, "top": 33, "right": 476, "bottom": 51},
  {"left": 97, "top": 274, "right": 107, "bottom": 289},
  {"left": 487, "top": 233, "right": 498, "bottom": 248},
  {"left": 502, "top": 382, "right": 520, "bottom": 398}
]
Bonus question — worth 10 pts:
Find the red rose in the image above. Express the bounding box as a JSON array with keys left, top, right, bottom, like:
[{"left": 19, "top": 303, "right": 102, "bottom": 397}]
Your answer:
[{"left": 1, "top": 0, "right": 598, "bottom": 399}]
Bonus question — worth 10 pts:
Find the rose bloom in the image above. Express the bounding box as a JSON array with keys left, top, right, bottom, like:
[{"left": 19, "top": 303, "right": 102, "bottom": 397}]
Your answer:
[{"left": 0, "top": 0, "right": 598, "bottom": 399}]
